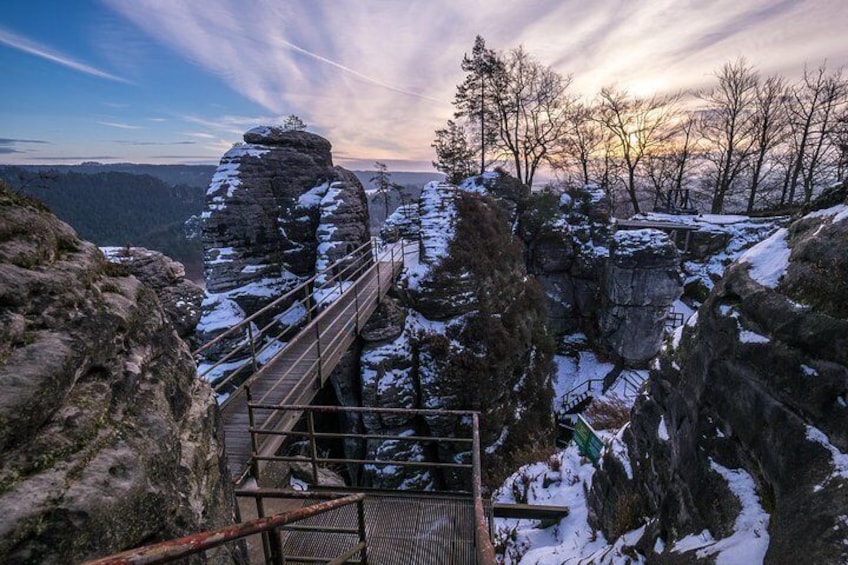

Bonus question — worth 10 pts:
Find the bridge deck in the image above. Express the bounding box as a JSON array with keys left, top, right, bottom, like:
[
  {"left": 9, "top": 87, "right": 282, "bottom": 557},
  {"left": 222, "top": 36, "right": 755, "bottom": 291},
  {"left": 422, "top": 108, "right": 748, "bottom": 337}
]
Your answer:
[
  {"left": 239, "top": 493, "right": 477, "bottom": 565},
  {"left": 220, "top": 255, "right": 403, "bottom": 480}
]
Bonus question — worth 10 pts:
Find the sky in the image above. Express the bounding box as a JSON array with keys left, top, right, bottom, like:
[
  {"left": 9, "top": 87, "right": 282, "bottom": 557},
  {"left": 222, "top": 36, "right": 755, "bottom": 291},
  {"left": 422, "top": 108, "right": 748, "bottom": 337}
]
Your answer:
[{"left": 1, "top": 0, "right": 847, "bottom": 172}]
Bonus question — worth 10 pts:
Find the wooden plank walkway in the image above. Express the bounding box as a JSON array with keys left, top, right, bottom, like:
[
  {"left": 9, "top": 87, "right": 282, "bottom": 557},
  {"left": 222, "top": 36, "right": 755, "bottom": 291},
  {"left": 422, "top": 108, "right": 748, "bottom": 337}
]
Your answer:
[{"left": 220, "top": 253, "right": 403, "bottom": 480}]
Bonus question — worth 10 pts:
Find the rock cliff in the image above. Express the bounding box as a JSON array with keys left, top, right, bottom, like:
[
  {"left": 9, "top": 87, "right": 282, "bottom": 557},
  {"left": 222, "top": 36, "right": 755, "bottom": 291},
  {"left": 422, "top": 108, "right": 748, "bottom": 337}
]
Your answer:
[
  {"left": 521, "top": 186, "right": 612, "bottom": 336},
  {"left": 197, "top": 127, "right": 369, "bottom": 384},
  {"left": 0, "top": 184, "right": 237, "bottom": 563},
  {"left": 599, "top": 229, "right": 682, "bottom": 365},
  {"left": 359, "top": 173, "right": 555, "bottom": 488},
  {"left": 588, "top": 198, "right": 848, "bottom": 563}
]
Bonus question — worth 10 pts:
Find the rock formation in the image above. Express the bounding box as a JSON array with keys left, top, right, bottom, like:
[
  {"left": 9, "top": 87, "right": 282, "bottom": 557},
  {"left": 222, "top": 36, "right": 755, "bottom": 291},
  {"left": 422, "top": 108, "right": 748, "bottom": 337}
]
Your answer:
[
  {"left": 599, "top": 229, "right": 682, "bottom": 365},
  {"left": 0, "top": 184, "right": 238, "bottom": 563},
  {"left": 588, "top": 198, "right": 848, "bottom": 563},
  {"left": 359, "top": 174, "right": 555, "bottom": 488},
  {"left": 521, "top": 185, "right": 612, "bottom": 336},
  {"left": 197, "top": 127, "right": 370, "bottom": 384},
  {"left": 101, "top": 246, "right": 204, "bottom": 339}
]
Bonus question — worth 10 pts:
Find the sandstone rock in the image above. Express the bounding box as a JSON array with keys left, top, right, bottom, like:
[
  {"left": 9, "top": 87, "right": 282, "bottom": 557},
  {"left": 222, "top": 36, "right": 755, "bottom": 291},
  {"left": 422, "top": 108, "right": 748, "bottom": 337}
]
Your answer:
[
  {"left": 0, "top": 184, "right": 238, "bottom": 564},
  {"left": 360, "top": 296, "right": 406, "bottom": 342},
  {"left": 589, "top": 204, "right": 848, "bottom": 564},
  {"left": 599, "top": 229, "right": 682, "bottom": 365},
  {"left": 380, "top": 204, "right": 420, "bottom": 242},
  {"left": 289, "top": 458, "right": 346, "bottom": 487},
  {"left": 101, "top": 246, "right": 204, "bottom": 338},
  {"left": 197, "top": 128, "right": 370, "bottom": 386},
  {"left": 521, "top": 185, "right": 611, "bottom": 337}
]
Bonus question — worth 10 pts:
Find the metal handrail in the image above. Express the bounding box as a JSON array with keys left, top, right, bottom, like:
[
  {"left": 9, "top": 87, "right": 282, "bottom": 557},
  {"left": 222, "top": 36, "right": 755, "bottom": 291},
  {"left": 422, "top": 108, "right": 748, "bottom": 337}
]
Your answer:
[
  {"left": 245, "top": 404, "right": 496, "bottom": 564},
  {"left": 244, "top": 247, "right": 403, "bottom": 413},
  {"left": 195, "top": 238, "right": 375, "bottom": 357},
  {"left": 472, "top": 413, "right": 497, "bottom": 565},
  {"left": 80, "top": 493, "right": 367, "bottom": 565},
  {"left": 198, "top": 239, "right": 403, "bottom": 394}
]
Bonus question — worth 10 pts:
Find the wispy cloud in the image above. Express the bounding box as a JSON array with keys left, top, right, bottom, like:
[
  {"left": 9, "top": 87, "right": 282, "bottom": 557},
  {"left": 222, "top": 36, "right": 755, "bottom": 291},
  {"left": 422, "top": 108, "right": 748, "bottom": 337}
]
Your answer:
[
  {"left": 114, "top": 140, "right": 196, "bottom": 146},
  {"left": 0, "top": 137, "right": 50, "bottom": 154},
  {"left": 103, "top": 0, "right": 848, "bottom": 165},
  {"left": 0, "top": 25, "right": 131, "bottom": 84},
  {"left": 98, "top": 121, "right": 145, "bottom": 130}
]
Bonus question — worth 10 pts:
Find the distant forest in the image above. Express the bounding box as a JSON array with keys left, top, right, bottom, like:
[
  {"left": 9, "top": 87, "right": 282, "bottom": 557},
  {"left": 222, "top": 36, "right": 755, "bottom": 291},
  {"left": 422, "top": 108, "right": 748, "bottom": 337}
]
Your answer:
[
  {"left": 1, "top": 164, "right": 440, "bottom": 285},
  {"left": 1, "top": 166, "right": 208, "bottom": 281}
]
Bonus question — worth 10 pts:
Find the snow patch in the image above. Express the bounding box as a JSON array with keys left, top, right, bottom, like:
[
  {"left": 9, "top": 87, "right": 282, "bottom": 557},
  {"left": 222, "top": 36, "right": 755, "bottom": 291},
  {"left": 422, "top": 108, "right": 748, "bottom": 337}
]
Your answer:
[
  {"left": 806, "top": 425, "right": 848, "bottom": 481},
  {"left": 739, "top": 329, "right": 770, "bottom": 344},
  {"left": 738, "top": 228, "right": 790, "bottom": 289},
  {"left": 658, "top": 416, "right": 670, "bottom": 441}
]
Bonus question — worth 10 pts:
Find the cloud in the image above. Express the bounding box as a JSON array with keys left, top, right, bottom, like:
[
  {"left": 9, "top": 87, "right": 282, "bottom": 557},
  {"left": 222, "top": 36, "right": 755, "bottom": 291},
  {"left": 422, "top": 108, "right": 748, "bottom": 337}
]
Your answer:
[
  {"left": 0, "top": 25, "right": 131, "bottom": 84},
  {"left": 0, "top": 138, "right": 49, "bottom": 145},
  {"left": 0, "top": 137, "right": 50, "bottom": 154},
  {"left": 103, "top": 0, "right": 848, "bottom": 166},
  {"left": 113, "top": 140, "right": 196, "bottom": 146},
  {"left": 98, "top": 121, "right": 145, "bottom": 130}
]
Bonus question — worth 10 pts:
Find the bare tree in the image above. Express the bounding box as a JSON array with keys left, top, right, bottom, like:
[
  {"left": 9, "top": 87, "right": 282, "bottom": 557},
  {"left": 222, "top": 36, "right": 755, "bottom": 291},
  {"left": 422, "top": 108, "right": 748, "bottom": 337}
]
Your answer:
[
  {"left": 645, "top": 114, "right": 699, "bottom": 211},
  {"left": 596, "top": 87, "right": 679, "bottom": 214},
  {"left": 550, "top": 102, "right": 604, "bottom": 186},
  {"left": 489, "top": 46, "right": 573, "bottom": 188},
  {"left": 747, "top": 74, "right": 789, "bottom": 212},
  {"left": 782, "top": 63, "right": 848, "bottom": 204},
  {"left": 697, "top": 58, "right": 759, "bottom": 213}
]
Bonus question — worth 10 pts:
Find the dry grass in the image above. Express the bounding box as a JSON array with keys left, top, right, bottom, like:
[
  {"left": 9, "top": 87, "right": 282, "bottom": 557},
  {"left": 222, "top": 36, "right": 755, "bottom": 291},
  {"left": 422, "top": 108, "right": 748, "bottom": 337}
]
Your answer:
[{"left": 583, "top": 395, "right": 631, "bottom": 431}]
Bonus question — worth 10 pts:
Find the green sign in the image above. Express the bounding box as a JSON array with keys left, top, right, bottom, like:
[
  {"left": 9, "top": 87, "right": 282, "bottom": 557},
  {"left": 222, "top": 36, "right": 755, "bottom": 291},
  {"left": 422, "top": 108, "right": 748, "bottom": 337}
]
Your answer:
[{"left": 573, "top": 415, "right": 604, "bottom": 465}]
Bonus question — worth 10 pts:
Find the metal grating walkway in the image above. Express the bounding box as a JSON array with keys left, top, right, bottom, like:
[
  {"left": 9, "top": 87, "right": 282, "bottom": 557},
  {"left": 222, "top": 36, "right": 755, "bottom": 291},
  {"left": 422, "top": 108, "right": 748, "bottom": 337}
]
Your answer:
[{"left": 274, "top": 494, "right": 476, "bottom": 565}]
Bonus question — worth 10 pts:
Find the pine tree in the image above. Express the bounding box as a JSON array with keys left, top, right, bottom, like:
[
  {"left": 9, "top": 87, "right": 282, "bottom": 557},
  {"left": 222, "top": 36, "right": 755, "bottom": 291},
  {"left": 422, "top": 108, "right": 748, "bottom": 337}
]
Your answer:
[
  {"left": 282, "top": 114, "right": 307, "bottom": 131},
  {"left": 432, "top": 120, "right": 476, "bottom": 184},
  {"left": 370, "top": 161, "right": 393, "bottom": 220},
  {"left": 454, "top": 36, "right": 501, "bottom": 174}
]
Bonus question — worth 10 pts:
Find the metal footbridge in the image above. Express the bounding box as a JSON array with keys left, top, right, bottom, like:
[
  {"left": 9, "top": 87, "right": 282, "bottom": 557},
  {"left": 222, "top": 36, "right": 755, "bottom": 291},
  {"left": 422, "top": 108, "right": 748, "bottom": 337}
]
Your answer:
[
  {"left": 194, "top": 239, "right": 405, "bottom": 481},
  {"left": 82, "top": 238, "right": 568, "bottom": 565}
]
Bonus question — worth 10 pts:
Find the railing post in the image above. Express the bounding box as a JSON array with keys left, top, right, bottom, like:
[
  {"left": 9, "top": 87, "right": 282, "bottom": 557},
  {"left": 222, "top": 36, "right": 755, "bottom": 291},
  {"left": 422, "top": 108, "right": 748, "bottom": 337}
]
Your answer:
[
  {"left": 315, "top": 319, "right": 323, "bottom": 383},
  {"left": 247, "top": 387, "right": 278, "bottom": 563},
  {"left": 247, "top": 323, "right": 259, "bottom": 374},
  {"left": 308, "top": 410, "right": 319, "bottom": 485},
  {"left": 354, "top": 277, "right": 361, "bottom": 333},
  {"left": 376, "top": 257, "right": 382, "bottom": 297},
  {"left": 305, "top": 284, "right": 312, "bottom": 322},
  {"left": 358, "top": 498, "right": 369, "bottom": 565}
]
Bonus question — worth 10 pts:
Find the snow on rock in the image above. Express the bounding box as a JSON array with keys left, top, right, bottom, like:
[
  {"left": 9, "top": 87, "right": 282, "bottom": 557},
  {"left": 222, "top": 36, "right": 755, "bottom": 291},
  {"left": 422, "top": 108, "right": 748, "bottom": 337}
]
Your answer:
[
  {"left": 738, "top": 228, "right": 790, "bottom": 288},
  {"left": 494, "top": 445, "right": 609, "bottom": 564},
  {"left": 657, "top": 416, "right": 669, "bottom": 441},
  {"left": 806, "top": 203, "right": 848, "bottom": 224},
  {"left": 805, "top": 425, "right": 848, "bottom": 482},
  {"left": 670, "top": 461, "right": 770, "bottom": 565}
]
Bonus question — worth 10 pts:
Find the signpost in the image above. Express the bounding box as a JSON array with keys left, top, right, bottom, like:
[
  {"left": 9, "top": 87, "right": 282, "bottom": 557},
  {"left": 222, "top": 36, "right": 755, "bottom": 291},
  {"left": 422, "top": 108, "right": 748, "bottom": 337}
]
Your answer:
[{"left": 573, "top": 415, "right": 604, "bottom": 465}]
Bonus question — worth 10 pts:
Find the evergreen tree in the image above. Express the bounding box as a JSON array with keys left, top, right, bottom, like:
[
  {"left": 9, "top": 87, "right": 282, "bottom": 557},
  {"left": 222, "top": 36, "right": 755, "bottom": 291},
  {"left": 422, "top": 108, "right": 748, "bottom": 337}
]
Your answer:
[
  {"left": 282, "top": 114, "right": 307, "bottom": 131},
  {"left": 454, "top": 35, "right": 501, "bottom": 174},
  {"left": 432, "top": 120, "right": 476, "bottom": 184},
  {"left": 370, "top": 161, "right": 393, "bottom": 219}
]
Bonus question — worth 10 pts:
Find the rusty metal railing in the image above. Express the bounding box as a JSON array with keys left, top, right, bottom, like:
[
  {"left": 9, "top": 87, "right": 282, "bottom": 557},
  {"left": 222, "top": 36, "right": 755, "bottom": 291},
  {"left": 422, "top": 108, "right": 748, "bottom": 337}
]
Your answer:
[
  {"left": 244, "top": 403, "right": 496, "bottom": 564},
  {"left": 80, "top": 492, "right": 367, "bottom": 565}
]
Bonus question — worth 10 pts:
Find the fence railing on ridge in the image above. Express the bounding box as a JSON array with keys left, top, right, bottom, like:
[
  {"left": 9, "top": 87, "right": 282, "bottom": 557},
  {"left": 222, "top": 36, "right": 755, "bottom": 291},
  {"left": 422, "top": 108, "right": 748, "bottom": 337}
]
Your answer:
[{"left": 193, "top": 238, "right": 406, "bottom": 401}]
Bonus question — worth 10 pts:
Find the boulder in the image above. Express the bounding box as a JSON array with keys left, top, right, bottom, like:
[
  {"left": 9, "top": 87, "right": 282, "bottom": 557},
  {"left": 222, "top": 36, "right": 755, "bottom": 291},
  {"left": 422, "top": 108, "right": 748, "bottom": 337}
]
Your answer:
[
  {"left": 197, "top": 128, "right": 370, "bottom": 384},
  {"left": 0, "top": 184, "right": 238, "bottom": 564}
]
